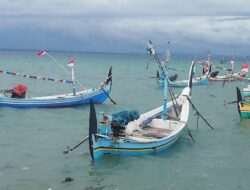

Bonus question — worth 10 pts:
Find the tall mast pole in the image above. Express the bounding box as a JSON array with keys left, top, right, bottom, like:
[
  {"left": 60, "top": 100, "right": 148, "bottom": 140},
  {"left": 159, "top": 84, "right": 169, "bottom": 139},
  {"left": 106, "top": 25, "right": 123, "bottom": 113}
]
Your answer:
[
  {"left": 71, "top": 66, "right": 76, "bottom": 96},
  {"left": 68, "top": 59, "right": 76, "bottom": 96},
  {"left": 162, "top": 76, "right": 168, "bottom": 120}
]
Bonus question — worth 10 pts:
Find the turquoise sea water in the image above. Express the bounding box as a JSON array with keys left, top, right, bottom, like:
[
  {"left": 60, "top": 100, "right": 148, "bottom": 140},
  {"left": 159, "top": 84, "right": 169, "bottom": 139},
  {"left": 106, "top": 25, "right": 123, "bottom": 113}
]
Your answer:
[{"left": 0, "top": 50, "right": 250, "bottom": 190}]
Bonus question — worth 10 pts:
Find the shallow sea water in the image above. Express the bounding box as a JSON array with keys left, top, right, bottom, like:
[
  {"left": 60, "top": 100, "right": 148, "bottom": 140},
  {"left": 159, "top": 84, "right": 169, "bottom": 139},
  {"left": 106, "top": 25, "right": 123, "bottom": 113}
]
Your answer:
[{"left": 0, "top": 51, "right": 249, "bottom": 190}]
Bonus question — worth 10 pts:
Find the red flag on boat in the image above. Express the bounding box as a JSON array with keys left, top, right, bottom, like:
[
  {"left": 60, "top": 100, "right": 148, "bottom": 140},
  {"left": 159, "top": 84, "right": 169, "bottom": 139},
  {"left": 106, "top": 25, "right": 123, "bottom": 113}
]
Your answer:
[
  {"left": 241, "top": 63, "right": 249, "bottom": 72},
  {"left": 68, "top": 59, "right": 75, "bottom": 67},
  {"left": 37, "top": 50, "right": 46, "bottom": 56}
]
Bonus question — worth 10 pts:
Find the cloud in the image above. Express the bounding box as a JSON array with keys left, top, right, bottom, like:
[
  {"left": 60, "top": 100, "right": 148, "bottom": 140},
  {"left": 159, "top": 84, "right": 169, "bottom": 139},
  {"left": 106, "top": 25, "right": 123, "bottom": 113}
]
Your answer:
[
  {"left": 2, "top": 0, "right": 250, "bottom": 17},
  {"left": 1, "top": 0, "right": 250, "bottom": 55}
]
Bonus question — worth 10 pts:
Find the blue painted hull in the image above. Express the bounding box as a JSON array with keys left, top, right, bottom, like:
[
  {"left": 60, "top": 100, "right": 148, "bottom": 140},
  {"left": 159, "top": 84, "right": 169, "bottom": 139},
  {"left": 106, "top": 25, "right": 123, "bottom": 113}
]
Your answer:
[
  {"left": 92, "top": 130, "right": 184, "bottom": 159},
  {"left": 88, "top": 62, "right": 194, "bottom": 160},
  {"left": 158, "top": 77, "right": 209, "bottom": 88},
  {"left": 0, "top": 86, "right": 110, "bottom": 108}
]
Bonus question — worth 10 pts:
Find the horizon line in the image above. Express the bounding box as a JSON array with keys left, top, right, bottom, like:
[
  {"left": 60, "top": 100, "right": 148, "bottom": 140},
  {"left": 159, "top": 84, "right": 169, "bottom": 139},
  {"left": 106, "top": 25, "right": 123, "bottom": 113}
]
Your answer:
[{"left": 0, "top": 48, "right": 247, "bottom": 58}]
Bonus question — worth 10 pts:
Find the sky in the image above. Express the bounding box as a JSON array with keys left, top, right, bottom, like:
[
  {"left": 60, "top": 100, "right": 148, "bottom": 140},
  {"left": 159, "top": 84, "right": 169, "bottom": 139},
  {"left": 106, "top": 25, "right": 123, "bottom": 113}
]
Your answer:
[{"left": 1, "top": 0, "right": 250, "bottom": 55}]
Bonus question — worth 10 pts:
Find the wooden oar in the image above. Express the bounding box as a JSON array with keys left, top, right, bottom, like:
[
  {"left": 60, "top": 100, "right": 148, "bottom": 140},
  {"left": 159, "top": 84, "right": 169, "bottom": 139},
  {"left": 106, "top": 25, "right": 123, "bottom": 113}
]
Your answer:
[
  {"left": 224, "top": 100, "right": 238, "bottom": 105},
  {"left": 63, "top": 136, "right": 89, "bottom": 154},
  {"left": 224, "top": 100, "right": 238, "bottom": 109}
]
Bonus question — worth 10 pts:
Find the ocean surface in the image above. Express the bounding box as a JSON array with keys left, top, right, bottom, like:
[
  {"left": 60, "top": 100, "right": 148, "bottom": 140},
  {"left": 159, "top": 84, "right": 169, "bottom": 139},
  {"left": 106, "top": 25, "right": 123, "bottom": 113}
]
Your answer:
[{"left": 0, "top": 50, "right": 250, "bottom": 190}]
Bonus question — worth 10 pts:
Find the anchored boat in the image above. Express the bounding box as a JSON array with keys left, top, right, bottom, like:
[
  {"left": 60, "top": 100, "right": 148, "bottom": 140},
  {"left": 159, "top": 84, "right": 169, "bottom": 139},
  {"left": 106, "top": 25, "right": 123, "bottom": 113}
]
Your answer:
[
  {"left": 236, "top": 86, "right": 250, "bottom": 118},
  {"left": 157, "top": 74, "right": 208, "bottom": 88},
  {"left": 198, "top": 53, "right": 247, "bottom": 81},
  {"left": 88, "top": 61, "right": 196, "bottom": 160},
  {"left": 0, "top": 65, "right": 113, "bottom": 108},
  {"left": 147, "top": 40, "right": 209, "bottom": 88}
]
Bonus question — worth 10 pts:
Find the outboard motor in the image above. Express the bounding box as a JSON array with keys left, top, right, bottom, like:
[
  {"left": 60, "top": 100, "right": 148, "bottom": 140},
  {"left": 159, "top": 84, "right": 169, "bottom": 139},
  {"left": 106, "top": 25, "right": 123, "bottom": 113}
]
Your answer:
[
  {"left": 111, "top": 110, "right": 140, "bottom": 138},
  {"left": 111, "top": 121, "right": 125, "bottom": 138},
  {"left": 11, "top": 84, "right": 28, "bottom": 98}
]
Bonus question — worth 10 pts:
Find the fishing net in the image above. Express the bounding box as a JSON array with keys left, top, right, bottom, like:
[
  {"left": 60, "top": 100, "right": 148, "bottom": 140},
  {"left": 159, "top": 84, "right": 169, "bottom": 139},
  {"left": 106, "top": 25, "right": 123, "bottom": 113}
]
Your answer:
[{"left": 112, "top": 110, "right": 140, "bottom": 127}]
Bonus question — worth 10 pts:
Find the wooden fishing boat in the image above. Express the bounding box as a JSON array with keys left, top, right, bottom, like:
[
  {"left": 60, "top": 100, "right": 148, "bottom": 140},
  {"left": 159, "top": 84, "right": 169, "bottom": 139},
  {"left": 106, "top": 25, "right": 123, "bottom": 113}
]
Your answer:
[
  {"left": 198, "top": 54, "right": 247, "bottom": 82},
  {"left": 209, "top": 71, "right": 245, "bottom": 81},
  {"left": 88, "top": 61, "right": 195, "bottom": 160},
  {"left": 0, "top": 66, "right": 113, "bottom": 108},
  {"left": 236, "top": 87, "right": 250, "bottom": 118},
  {"left": 147, "top": 40, "right": 208, "bottom": 88},
  {"left": 158, "top": 75, "right": 208, "bottom": 88}
]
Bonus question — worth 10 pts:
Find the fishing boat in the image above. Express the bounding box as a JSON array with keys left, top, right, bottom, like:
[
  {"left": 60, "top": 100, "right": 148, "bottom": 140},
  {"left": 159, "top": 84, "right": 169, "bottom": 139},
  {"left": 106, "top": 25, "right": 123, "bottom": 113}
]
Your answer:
[
  {"left": 198, "top": 54, "right": 247, "bottom": 81},
  {"left": 147, "top": 40, "right": 209, "bottom": 88},
  {"left": 88, "top": 61, "right": 196, "bottom": 160},
  {"left": 225, "top": 69, "right": 250, "bottom": 117},
  {"left": 236, "top": 86, "right": 250, "bottom": 118},
  {"left": 209, "top": 71, "right": 246, "bottom": 81},
  {"left": 210, "top": 60, "right": 247, "bottom": 81},
  {"left": 157, "top": 74, "right": 208, "bottom": 88},
  {"left": 0, "top": 66, "right": 113, "bottom": 108}
]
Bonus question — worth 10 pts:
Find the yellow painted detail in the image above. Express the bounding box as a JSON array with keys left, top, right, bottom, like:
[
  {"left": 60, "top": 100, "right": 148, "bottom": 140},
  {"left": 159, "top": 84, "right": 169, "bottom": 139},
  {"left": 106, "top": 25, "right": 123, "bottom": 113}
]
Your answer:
[{"left": 239, "top": 102, "right": 250, "bottom": 111}]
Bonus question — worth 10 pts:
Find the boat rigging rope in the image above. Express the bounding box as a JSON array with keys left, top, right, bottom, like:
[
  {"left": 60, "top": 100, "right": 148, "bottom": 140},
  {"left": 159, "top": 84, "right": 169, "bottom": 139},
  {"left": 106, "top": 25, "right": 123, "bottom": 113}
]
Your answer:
[
  {"left": 45, "top": 52, "right": 87, "bottom": 90},
  {"left": 185, "top": 96, "right": 214, "bottom": 130}
]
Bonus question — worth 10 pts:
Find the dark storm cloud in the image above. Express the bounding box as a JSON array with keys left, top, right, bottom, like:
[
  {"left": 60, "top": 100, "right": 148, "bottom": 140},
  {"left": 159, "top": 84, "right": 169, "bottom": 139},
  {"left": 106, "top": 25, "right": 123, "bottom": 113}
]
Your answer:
[{"left": 1, "top": 0, "right": 250, "bottom": 55}]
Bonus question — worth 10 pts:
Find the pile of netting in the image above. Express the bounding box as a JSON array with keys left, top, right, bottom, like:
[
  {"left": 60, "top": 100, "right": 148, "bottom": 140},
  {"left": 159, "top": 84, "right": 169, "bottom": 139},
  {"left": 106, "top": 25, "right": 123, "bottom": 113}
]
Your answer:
[{"left": 112, "top": 110, "right": 140, "bottom": 127}]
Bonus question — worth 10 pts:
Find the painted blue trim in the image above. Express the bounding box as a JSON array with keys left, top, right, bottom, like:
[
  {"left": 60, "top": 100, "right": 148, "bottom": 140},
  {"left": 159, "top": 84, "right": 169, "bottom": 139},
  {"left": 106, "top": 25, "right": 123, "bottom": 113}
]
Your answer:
[{"left": 92, "top": 130, "right": 184, "bottom": 159}]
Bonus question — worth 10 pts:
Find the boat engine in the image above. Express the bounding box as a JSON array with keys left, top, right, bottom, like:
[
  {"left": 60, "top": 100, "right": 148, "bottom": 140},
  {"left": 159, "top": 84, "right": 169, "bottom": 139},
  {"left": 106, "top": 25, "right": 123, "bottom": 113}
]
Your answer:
[
  {"left": 11, "top": 84, "right": 28, "bottom": 98},
  {"left": 111, "top": 121, "right": 125, "bottom": 138},
  {"left": 111, "top": 110, "right": 140, "bottom": 138}
]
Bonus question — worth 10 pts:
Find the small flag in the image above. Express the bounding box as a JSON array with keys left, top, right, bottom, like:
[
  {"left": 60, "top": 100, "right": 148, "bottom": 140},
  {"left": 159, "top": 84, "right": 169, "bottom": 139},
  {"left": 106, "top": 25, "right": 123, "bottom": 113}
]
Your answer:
[
  {"left": 37, "top": 50, "right": 46, "bottom": 56},
  {"left": 241, "top": 63, "right": 249, "bottom": 72},
  {"left": 68, "top": 59, "right": 75, "bottom": 67}
]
